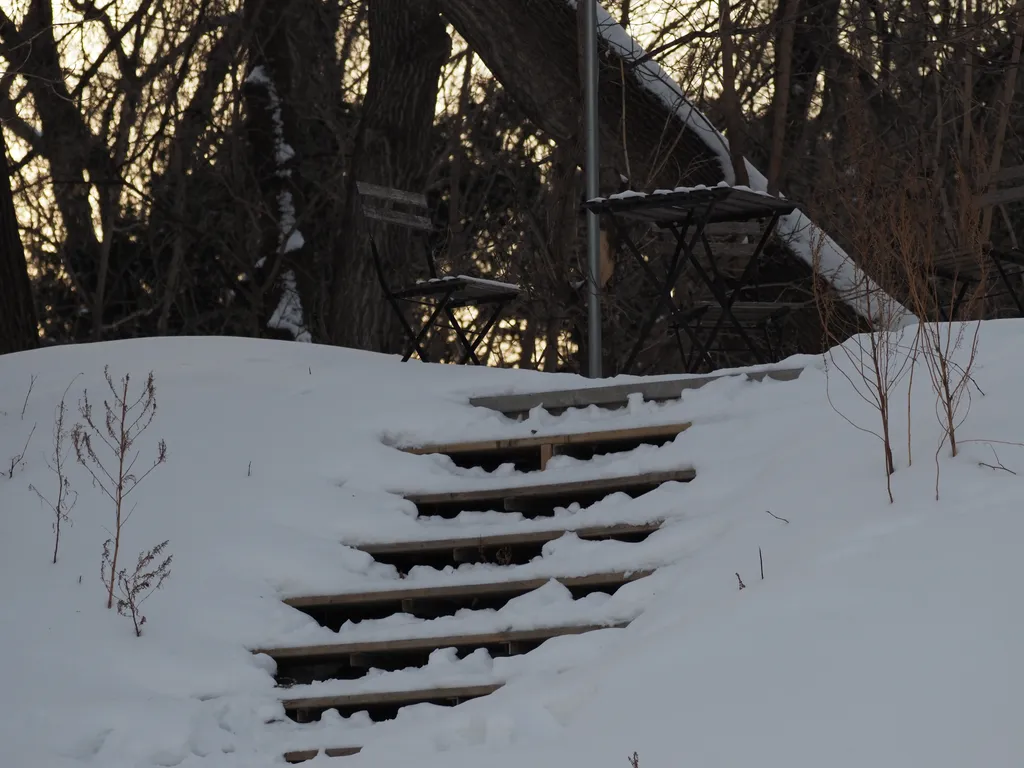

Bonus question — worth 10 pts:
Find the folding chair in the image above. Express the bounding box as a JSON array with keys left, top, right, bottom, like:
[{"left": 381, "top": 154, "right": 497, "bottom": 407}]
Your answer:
[
  {"left": 932, "top": 246, "right": 1024, "bottom": 319},
  {"left": 357, "top": 181, "right": 522, "bottom": 364}
]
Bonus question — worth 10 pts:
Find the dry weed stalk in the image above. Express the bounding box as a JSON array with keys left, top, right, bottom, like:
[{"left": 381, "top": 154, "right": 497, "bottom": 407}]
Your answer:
[
  {"left": 29, "top": 376, "right": 81, "bottom": 563},
  {"left": 72, "top": 367, "right": 167, "bottom": 609},
  {"left": 113, "top": 540, "right": 172, "bottom": 637},
  {"left": 5, "top": 421, "right": 36, "bottom": 480},
  {"left": 810, "top": 178, "right": 917, "bottom": 504},
  {"left": 897, "top": 167, "right": 987, "bottom": 499}
]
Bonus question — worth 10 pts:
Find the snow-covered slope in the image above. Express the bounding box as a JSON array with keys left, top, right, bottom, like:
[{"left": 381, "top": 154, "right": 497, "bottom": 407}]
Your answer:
[{"left": 1, "top": 326, "right": 1022, "bottom": 768}]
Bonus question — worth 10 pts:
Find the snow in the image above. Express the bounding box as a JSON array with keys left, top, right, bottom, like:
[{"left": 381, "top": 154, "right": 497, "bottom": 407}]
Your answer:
[
  {"left": 599, "top": 180, "right": 773, "bottom": 201},
  {"left": 571, "top": 1, "right": 915, "bottom": 329},
  {"left": 414, "top": 275, "right": 521, "bottom": 291},
  {"left": 2, "top": 321, "right": 1024, "bottom": 767}
]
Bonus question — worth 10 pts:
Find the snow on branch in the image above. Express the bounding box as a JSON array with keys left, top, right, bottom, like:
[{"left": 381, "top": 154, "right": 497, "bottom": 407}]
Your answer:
[{"left": 247, "top": 65, "right": 311, "bottom": 342}]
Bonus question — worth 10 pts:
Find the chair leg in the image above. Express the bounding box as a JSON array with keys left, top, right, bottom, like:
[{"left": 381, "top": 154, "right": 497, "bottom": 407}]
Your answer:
[
  {"left": 991, "top": 256, "right": 1024, "bottom": 316},
  {"left": 444, "top": 305, "right": 484, "bottom": 366},
  {"left": 403, "top": 295, "right": 452, "bottom": 362},
  {"left": 459, "top": 303, "right": 506, "bottom": 365}
]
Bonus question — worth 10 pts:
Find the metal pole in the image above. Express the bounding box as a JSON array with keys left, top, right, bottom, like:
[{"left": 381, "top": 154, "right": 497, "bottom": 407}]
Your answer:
[{"left": 583, "top": 0, "right": 603, "bottom": 378}]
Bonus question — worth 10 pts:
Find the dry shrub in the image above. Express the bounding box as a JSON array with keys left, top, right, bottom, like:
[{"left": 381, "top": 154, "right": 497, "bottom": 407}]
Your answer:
[
  {"left": 809, "top": 128, "right": 918, "bottom": 503},
  {"left": 72, "top": 367, "right": 167, "bottom": 609},
  {"left": 29, "top": 376, "right": 81, "bottom": 563},
  {"left": 896, "top": 164, "right": 987, "bottom": 499}
]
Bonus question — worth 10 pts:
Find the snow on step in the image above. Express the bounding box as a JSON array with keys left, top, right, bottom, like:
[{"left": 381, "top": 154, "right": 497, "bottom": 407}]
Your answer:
[
  {"left": 257, "top": 619, "right": 635, "bottom": 663},
  {"left": 354, "top": 520, "right": 663, "bottom": 572},
  {"left": 397, "top": 422, "right": 691, "bottom": 472},
  {"left": 284, "top": 569, "right": 653, "bottom": 612},
  {"left": 283, "top": 682, "right": 505, "bottom": 721},
  {"left": 468, "top": 365, "right": 805, "bottom": 418},
  {"left": 405, "top": 468, "right": 696, "bottom": 518}
]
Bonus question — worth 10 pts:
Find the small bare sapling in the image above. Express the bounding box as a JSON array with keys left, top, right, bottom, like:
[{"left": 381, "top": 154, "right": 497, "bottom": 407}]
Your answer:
[
  {"left": 72, "top": 367, "right": 167, "bottom": 609},
  {"left": 112, "top": 540, "right": 172, "bottom": 637},
  {"left": 29, "top": 377, "right": 80, "bottom": 563}
]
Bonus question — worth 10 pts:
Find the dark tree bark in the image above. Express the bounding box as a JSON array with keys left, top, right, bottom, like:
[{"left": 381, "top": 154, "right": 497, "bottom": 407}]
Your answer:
[
  {"left": 0, "top": 1, "right": 104, "bottom": 321},
  {"left": 781, "top": 0, "right": 841, "bottom": 157},
  {"left": 327, "top": 0, "right": 451, "bottom": 351},
  {"left": 152, "top": 14, "right": 244, "bottom": 335},
  {"left": 0, "top": 127, "right": 38, "bottom": 355}
]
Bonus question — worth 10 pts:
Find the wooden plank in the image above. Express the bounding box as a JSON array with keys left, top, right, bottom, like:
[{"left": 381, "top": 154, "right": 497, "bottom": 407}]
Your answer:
[
  {"left": 405, "top": 468, "right": 695, "bottom": 506},
  {"left": 539, "top": 443, "right": 554, "bottom": 469},
  {"left": 284, "top": 746, "right": 362, "bottom": 763},
  {"left": 693, "top": 242, "right": 758, "bottom": 260},
  {"left": 254, "top": 621, "right": 629, "bottom": 661},
  {"left": 701, "top": 221, "right": 762, "bottom": 237},
  {"left": 974, "top": 185, "right": 1024, "bottom": 208},
  {"left": 991, "top": 164, "right": 1024, "bottom": 184},
  {"left": 400, "top": 422, "right": 691, "bottom": 457},
  {"left": 687, "top": 301, "right": 802, "bottom": 322},
  {"left": 361, "top": 205, "right": 434, "bottom": 231},
  {"left": 468, "top": 367, "right": 805, "bottom": 416},
  {"left": 355, "top": 520, "right": 663, "bottom": 557},
  {"left": 355, "top": 181, "right": 427, "bottom": 207},
  {"left": 282, "top": 682, "right": 503, "bottom": 712},
  {"left": 283, "top": 569, "right": 653, "bottom": 610}
]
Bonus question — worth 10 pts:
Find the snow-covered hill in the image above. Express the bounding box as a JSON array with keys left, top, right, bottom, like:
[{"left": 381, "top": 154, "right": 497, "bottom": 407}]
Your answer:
[{"left": 1, "top": 326, "right": 1022, "bottom": 768}]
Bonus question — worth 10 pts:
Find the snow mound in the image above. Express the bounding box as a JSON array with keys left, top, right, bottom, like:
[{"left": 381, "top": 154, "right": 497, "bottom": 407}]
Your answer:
[{"left": 2, "top": 323, "right": 1023, "bottom": 767}]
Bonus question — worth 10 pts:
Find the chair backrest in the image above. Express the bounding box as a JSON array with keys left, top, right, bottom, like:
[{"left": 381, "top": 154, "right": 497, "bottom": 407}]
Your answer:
[{"left": 356, "top": 181, "right": 444, "bottom": 282}]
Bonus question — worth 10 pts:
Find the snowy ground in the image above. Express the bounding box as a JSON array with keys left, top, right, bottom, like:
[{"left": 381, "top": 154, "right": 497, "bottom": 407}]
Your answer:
[{"left": 2, "top": 324, "right": 1023, "bottom": 768}]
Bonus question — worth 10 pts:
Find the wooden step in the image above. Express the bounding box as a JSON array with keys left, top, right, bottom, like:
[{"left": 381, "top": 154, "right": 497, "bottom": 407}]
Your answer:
[
  {"left": 258, "top": 621, "right": 629, "bottom": 662},
  {"left": 259, "top": 621, "right": 629, "bottom": 686},
  {"left": 285, "top": 569, "right": 653, "bottom": 625},
  {"left": 284, "top": 746, "right": 362, "bottom": 763},
  {"left": 356, "top": 520, "right": 663, "bottom": 571},
  {"left": 469, "top": 367, "right": 804, "bottom": 419},
  {"left": 283, "top": 682, "right": 503, "bottom": 721},
  {"left": 400, "top": 422, "right": 691, "bottom": 472},
  {"left": 406, "top": 467, "right": 696, "bottom": 518}
]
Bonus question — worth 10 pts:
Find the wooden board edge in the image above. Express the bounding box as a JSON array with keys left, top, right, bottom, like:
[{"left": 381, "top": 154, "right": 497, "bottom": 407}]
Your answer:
[
  {"left": 253, "top": 620, "right": 631, "bottom": 659},
  {"left": 354, "top": 519, "right": 665, "bottom": 556},
  {"left": 283, "top": 569, "right": 655, "bottom": 609},
  {"left": 282, "top": 682, "right": 504, "bottom": 710},
  {"left": 467, "top": 366, "right": 805, "bottom": 414},
  {"left": 399, "top": 421, "right": 692, "bottom": 457},
  {"left": 405, "top": 467, "right": 696, "bottom": 505},
  {"left": 283, "top": 746, "right": 363, "bottom": 763}
]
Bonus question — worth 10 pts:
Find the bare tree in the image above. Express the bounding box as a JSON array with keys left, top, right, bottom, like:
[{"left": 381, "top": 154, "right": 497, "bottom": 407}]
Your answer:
[{"left": 0, "top": 121, "right": 37, "bottom": 354}]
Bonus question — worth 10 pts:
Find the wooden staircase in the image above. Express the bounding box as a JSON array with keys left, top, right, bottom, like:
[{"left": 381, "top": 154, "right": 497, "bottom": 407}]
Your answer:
[{"left": 264, "top": 367, "right": 804, "bottom": 762}]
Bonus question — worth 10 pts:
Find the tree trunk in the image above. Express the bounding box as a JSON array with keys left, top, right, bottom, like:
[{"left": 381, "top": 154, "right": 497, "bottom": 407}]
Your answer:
[
  {"left": 327, "top": 0, "right": 451, "bottom": 352},
  {"left": 768, "top": 0, "right": 800, "bottom": 195},
  {"left": 0, "top": 127, "right": 38, "bottom": 355},
  {"left": 719, "top": 0, "right": 750, "bottom": 186},
  {"left": 243, "top": 0, "right": 316, "bottom": 341}
]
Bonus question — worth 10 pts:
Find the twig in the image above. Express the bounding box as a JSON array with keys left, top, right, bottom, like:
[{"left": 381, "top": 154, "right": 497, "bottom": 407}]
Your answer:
[
  {"left": 21, "top": 374, "right": 37, "bottom": 420},
  {"left": 766, "top": 510, "right": 790, "bottom": 524},
  {"left": 759, "top": 547, "right": 764, "bottom": 580},
  {"left": 735, "top": 572, "right": 746, "bottom": 590},
  {"left": 979, "top": 461, "right": 1016, "bottom": 474},
  {"left": 979, "top": 446, "right": 1016, "bottom": 474},
  {"left": 7, "top": 422, "right": 37, "bottom": 479}
]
